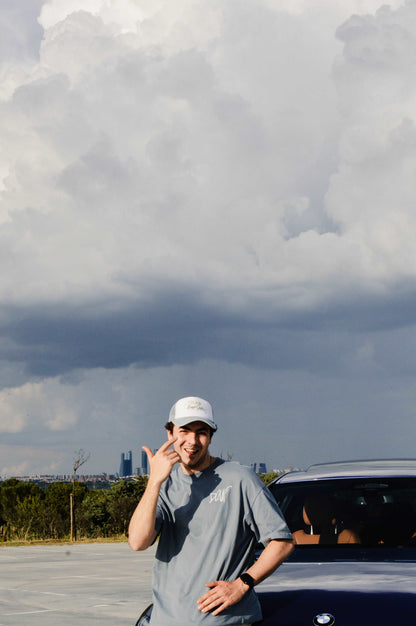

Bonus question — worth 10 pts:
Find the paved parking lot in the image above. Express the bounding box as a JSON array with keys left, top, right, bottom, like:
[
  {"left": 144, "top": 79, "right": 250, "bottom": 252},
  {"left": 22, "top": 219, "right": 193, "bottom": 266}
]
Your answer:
[{"left": 0, "top": 542, "right": 155, "bottom": 625}]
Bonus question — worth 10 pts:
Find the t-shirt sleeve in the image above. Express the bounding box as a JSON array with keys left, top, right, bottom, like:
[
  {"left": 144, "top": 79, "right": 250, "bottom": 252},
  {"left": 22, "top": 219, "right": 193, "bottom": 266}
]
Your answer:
[{"left": 245, "top": 475, "right": 293, "bottom": 545}]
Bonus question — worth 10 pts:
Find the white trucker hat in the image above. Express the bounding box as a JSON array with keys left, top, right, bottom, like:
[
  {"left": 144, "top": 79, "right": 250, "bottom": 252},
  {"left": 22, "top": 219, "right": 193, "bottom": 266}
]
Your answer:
[{"left": 169, "top": 396, "right": 217, "bottom": 431}]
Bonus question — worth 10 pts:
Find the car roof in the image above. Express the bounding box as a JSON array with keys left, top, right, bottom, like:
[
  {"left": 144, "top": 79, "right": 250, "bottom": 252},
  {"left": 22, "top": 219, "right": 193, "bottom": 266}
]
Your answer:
[{"left": 275, "top": 459, "right": 416, "bottom": 483}]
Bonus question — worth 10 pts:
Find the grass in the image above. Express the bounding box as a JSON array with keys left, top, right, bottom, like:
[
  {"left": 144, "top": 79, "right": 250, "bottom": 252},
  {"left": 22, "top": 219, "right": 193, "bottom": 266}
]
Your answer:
[{"left": 0, "top": 535, "right": 129, "bottom": 547}]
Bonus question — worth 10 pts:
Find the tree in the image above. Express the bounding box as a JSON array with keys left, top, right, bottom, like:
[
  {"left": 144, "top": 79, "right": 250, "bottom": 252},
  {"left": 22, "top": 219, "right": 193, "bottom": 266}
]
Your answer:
[
  {"left": 14, "top": 494, "right": 46, "bottom": 541},
  {"left": 78, "top": 490, "right": 112, "bottom": 538},
  {"left": 0, "top": 479, "right": 45, "bottom": 541},
  {"left": 70, "top": 449, "right": 90, "bottom": 541},
  {"left": 107, "top": 477, "right": 148, "bottom": 536},
  {"left": 46, "top": 481, "right": 88, "bottom": 539},
  {"left": 258, "top": 471, "right": 279, "bottom": 485}
]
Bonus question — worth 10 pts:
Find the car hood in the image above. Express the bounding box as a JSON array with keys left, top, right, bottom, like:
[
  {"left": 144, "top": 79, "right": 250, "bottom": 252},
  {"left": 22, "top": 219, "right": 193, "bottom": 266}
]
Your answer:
[{"left": 257, "top": 560, "right": 416, "bottom": 625}]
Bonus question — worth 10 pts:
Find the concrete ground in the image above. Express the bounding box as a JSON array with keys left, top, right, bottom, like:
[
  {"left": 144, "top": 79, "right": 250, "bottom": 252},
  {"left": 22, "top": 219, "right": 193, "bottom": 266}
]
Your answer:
[{"left": 0, "top": 542, "right": 156, "bottom": 625}]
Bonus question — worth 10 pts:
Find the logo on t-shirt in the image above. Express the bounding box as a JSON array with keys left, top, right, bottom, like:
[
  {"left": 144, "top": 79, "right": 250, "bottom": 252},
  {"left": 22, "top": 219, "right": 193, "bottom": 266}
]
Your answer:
[{"left": 209, "top": 485, "right": 232, "bottom": 503}]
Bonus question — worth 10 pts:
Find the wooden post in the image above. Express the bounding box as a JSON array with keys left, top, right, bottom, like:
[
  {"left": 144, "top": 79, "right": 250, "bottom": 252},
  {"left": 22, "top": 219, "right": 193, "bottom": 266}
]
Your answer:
[{"left": 70, "top": 491, "right": 74, "bottom": 542}]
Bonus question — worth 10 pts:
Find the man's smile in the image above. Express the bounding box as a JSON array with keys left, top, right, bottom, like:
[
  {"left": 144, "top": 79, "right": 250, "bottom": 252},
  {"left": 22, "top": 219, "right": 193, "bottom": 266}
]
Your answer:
[{"left": 169, "top": 421, "right": 213, "bottom": 474}]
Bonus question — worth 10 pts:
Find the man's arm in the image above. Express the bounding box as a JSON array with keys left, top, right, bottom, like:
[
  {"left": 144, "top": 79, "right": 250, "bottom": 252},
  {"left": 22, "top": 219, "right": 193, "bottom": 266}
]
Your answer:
[
  {"left": 197, "top": 538, "right": 294, "bottom": 616},
  {"left": 128, "top": 438, "right": 179, "bottom": 551}
]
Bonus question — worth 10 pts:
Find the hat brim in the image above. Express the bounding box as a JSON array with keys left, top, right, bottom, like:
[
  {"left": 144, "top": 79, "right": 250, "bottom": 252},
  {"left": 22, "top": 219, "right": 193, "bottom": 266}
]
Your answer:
[{"left": 171, "top": 415, "right": 217, "bottom": 430}]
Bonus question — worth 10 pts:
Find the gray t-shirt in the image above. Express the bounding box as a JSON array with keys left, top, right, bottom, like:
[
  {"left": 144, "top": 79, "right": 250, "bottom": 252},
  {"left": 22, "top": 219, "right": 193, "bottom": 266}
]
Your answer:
[{"left": 150, "top": 458, "right": 292, "bottom": 625}]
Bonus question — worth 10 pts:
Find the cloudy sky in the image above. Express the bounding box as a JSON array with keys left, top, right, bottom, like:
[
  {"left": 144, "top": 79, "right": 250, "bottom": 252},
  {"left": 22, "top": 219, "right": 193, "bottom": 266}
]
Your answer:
[{"left": 1, "top": 0, "right": 416, "bottom": 477}]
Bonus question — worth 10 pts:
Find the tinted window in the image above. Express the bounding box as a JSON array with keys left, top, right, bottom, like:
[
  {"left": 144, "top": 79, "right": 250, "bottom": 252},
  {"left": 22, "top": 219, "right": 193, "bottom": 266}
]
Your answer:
[{"left": 269, "top": 477, "right": 416, "bottom": 548}]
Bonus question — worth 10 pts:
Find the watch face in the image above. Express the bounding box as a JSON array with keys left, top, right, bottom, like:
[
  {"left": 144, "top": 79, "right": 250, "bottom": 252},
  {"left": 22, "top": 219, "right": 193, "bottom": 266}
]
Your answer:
[{"left": 240, "top": 573, "right": 255, "bottom": 588}]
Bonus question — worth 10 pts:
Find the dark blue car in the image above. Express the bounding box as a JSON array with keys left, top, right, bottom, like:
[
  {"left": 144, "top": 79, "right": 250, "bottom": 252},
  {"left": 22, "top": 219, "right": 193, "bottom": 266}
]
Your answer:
[
  {"left": 137, "top": 459, "right": 416, "bottom": 625},
  {"left": 257, "top": 459, "right": 416, "bottom": 625}
]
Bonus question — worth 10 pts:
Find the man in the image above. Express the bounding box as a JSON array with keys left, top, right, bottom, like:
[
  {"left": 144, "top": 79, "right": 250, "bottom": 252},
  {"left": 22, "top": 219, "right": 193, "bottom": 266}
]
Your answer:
[{"left": 128, "top": 396, "right": 294, "bottom": 625}]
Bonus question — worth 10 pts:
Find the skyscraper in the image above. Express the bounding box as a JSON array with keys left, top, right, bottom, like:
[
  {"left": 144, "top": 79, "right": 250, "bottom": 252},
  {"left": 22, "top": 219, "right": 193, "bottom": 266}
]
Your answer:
[
  {"left": 119, "top": 450, "right": 133, "bottom": 476},
  {"left": 250, "top": 462, "right": 267, "bottom": 475},
  {"left": 141, "top": 449, "right": 148, "bottom": 475}
]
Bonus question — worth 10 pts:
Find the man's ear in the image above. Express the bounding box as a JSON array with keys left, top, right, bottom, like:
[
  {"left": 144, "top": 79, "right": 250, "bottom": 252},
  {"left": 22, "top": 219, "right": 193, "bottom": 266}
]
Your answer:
[{"left": 167, "top": 428, "right": 174, "bottom": 441}]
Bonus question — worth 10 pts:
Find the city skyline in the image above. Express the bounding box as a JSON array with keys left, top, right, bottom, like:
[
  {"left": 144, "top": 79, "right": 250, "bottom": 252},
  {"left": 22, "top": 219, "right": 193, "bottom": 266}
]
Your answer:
[{"left": 1, "top": 447, "right": 272, "bottom": 480}]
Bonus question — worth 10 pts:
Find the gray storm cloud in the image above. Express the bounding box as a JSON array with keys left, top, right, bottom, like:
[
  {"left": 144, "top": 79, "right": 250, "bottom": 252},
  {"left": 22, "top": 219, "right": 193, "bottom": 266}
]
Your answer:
[{"left": 1, "top": 0, "right": 416, "bottom": 475}]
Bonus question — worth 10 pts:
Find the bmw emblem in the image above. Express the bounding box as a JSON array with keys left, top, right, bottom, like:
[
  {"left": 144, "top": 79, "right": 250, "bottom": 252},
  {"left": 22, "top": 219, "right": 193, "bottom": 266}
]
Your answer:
[{"left": 313, "top": 614, "right": 335, "bottom": 626}]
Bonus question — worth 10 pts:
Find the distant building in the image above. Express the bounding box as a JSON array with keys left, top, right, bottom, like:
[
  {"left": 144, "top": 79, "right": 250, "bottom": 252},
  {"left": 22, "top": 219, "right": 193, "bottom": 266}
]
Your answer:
[
  {"left": 250, "top": 462, "right": 267, "bottom": 474},
  {"left": 119, "top": 451, "right": 133, "bottom": 477},
  {"left": 141, "top": 449, "right": 148, "bottom": 475},
  {"left": 136, "top": 449, "right": 149, "bottom": 475}
]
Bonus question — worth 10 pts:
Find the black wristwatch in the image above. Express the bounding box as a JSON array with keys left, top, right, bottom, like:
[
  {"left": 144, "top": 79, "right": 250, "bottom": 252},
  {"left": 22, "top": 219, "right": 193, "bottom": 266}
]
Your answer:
[{"left": 239, "top": 572, "right": 255, "bottom": 589}]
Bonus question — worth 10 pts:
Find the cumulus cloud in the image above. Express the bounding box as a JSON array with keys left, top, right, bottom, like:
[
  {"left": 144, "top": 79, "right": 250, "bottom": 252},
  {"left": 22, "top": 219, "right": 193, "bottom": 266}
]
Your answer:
[
  {"left": 0, "top": 378, "right": 78, "bottom": 433},
  {"left": 327, "top": 2, "right": 416, "bottom": 282},
  {"left": 1, "top": 0, "right": 416, "bottom": 475},
  {"left": 1, "top": 0, "right": 413, "bottom": 320}
]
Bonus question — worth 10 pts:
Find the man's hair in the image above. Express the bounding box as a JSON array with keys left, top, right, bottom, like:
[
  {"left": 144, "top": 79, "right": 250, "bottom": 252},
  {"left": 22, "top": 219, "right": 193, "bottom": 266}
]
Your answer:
[{"left": 164, "top": 421, "right": 215, "bottom": 438}]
